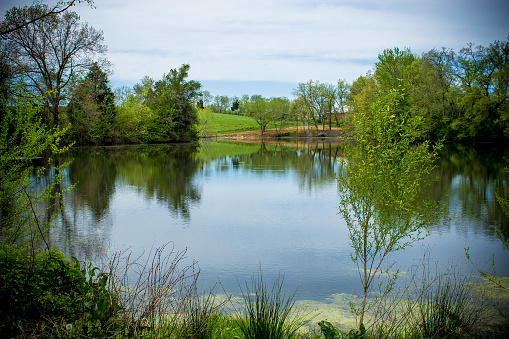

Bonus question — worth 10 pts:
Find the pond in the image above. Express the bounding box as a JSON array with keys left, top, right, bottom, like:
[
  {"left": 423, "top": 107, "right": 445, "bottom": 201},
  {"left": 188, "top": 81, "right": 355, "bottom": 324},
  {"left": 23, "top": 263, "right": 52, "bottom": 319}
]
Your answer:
[{"left": 46, "top": 139, "right": 509, "bottom": 306}]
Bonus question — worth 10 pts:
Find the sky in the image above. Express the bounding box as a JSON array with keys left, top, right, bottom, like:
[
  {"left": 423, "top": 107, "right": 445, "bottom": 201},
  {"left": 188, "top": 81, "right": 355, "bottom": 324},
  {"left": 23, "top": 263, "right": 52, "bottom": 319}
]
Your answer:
[{"left": 1, "top": 0, "right": 508, "bottom": 98}]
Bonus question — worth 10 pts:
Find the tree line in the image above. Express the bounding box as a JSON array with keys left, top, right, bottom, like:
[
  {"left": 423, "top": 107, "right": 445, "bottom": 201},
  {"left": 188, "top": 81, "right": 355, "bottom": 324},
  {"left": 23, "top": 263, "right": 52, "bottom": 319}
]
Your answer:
[
  {"left": 205, "top": 41, "right": 509, "bottom": 143},
  {"left": 0, "top": 2, "right": 201, "bottom": 145},
  {"left": 1, "top": 1, "right": 507, "bottom": 145},
  {"left": 348, "top": 44, "right": 509, "bottom": 142}
]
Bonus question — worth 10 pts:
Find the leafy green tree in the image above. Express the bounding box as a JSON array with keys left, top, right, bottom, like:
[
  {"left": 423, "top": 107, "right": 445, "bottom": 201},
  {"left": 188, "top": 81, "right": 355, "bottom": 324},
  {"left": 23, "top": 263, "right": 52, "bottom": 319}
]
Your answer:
[
  {"left": 290, "top": 96, "right": 311, "bottom": 132},
  {"left": 134, "top": 76, "right": 157, "bottom": 108},
  {"left": 66, "top": 63, "right": 115, "bottom": 144},
  {"left": 246, "top": 95, "right": 271, "bottom": 135},
  {"left": 293, "top": 80, "right": 329, "bottom": 131},
  {"left": 374, "top": 47, "right": 416, "bottom": 94},
  {"left": 346, "top": 74, "right": 377, "bottom": 134},
  {"left": 452, "top": 39, "right": 509, "bottom": 141},
  {"left": 114, "top": 92, "right": 155, "bottom": 143},
  {"left": 269, "top": 97, "right": 290, "bottom": 136},
  {"left": 334, "top": 79, "right": 350, "bottom": 126},
  {"left": 1, "top": 3, "right": 106, "bottom": 127},
  {"left": 407, "top": 49, "right": 458, "bottom": 140},
  {"left": 238, "top": 94, "right": 251, "bottom": 116},
  {"left": 152, "top": 64, "right": 201, "bottom": 141},
  {"left": 111, "top": 77, "right": 158, "bottom": 144},
  {"left": 212, "top": 95, "right": 230, "bottom": 113},
  {"left": 321, "top": 83, "right": 336, "bottom": 130},
  {"left": 200, "top": 90, "right": 213, "bottom": 107},
  {"left": 338, "top": 86, "right": 444, "bottom": 327},
  {"left": 0, "top": 81, "right": 70, "bottom": 249}
]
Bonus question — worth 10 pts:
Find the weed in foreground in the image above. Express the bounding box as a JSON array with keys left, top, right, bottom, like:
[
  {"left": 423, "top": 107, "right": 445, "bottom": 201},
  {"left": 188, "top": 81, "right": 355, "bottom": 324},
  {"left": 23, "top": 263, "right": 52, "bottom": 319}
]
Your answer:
[
  {"left": 236, "top": 270, "right": 306, "bottom": 339},
  {"left": 105, "top": 243, "right": 201, "bottom": 337},
  {"left": 413, "top": 275, "right": 485, "bottom": 339}
]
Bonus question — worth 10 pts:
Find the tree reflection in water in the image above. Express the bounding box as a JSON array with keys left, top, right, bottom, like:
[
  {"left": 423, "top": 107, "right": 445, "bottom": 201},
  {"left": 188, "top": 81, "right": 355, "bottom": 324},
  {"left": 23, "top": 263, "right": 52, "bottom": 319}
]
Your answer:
[{"left": 41, "top": 140, "right": 508, "bottom": 294}]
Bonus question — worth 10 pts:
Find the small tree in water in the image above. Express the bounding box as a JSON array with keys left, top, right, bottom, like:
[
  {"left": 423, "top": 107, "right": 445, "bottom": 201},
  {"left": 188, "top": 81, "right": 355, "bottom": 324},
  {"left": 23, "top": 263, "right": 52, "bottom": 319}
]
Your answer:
[{"left": 337, "top": 85, "right": 445, "bottom": 327}]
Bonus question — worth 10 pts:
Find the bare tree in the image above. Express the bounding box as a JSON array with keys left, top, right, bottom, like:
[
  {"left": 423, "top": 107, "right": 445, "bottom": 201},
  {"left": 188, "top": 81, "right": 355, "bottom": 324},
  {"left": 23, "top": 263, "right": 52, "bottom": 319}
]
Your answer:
[
  {"left": 2, "top": 2, "right": 106, "bottom": 126},
  {"left": 0, "top": 1, "right": 96, "bottom": 36}
]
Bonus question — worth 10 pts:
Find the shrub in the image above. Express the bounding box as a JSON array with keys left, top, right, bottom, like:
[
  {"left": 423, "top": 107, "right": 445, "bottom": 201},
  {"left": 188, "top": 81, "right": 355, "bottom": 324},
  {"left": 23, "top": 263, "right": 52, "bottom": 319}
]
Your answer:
[{"left": 0, "top": 247, "right": 121, "bottom": 337}]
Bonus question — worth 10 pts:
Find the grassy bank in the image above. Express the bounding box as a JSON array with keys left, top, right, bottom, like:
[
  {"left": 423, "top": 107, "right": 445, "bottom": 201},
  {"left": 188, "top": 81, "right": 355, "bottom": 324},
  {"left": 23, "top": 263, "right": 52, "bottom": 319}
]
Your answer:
[
  {"left": 197, "top": 109, "right": 306, "bottom": 136},
  {"left": 198, "top": 109, "right": 260, "bottom": 135}
]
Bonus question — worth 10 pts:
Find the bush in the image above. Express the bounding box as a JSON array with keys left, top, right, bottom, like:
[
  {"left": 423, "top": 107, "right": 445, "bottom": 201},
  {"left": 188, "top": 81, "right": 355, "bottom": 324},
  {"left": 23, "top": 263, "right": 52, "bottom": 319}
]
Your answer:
[{"left": 0, "top": 247, "right": 121, "bottom": 337}]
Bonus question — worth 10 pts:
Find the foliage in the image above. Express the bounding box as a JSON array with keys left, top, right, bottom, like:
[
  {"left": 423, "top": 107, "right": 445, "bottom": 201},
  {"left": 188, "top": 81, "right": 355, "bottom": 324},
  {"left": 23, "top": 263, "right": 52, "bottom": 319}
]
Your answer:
[
  {"left": 347, "top": 39, "right": 509, "bottom": 143},
  {"left": 241, "top": 95, "right": 292, "bottom": 135},
  {"left": 236, "top": 270, "right": 305, "bottom": 339},
  {"left": 66, "top": 62, "right": 116, "bottom": 144},
  {"left": 113, "top": 64, "right": 202, "bottom": 143},
  {"left": 245, "top": 95, "right": 272, "bottom": 134},
  {"left": 211, "top": 95, "right": 231, "bottom": 113},
  {"left": 1, "top": 2, "right": 106, "bottom": 126},
  {"left": 318, "top": 321, "right": 367, "bottom": 339},
  {"left": 0, "top": 247, "right": 121, "bottom": 338},
  {"left": 113, "top": 89, "right": 156, "bottom": 143},
  {"left": 0, "top": 80, "right": 122, "bottom": 337},
  {"left": 293, "top": 80, "right": 348, "bottom": 132},
  {"left": 113, "top": 77, "right": 157, "bottom": 143},
  {"left": 293, "top": 80, "right": 327, "bottom": 132},
  {"left": 152, "top": 64, "right": 202, "bottom": 142},
  {"left": 318, "top": 321, "right": 341, "bottom": 339},
  {"left": 269, "top": 97, "right": 291, "bottom": 136},
  {"left": 0, "top": 82, "right": 70, "bottom": 248},
  {"left": 338, "top": 85, "right": 445, "bottom": 326}
]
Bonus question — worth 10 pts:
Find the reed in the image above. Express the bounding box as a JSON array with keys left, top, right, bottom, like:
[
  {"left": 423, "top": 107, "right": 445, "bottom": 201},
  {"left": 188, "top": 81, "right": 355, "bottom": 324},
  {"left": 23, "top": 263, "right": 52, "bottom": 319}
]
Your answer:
[{"left": 236, "top": 271, "right": 305, "bottom": 339}]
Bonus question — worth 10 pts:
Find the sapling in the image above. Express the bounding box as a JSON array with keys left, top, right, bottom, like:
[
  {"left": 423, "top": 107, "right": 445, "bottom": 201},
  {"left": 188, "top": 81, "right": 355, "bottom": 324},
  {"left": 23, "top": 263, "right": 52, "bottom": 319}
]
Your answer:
[{"left": 338, "top": 86, "right": 444, "bottom": 326}]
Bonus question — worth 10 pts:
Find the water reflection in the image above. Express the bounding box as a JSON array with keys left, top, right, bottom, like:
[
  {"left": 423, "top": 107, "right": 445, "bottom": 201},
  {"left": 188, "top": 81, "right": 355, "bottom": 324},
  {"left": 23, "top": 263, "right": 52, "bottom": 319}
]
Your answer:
[
  {"left": 429, "top": 144, "right": 509, "bottom": 237},
  {"left": 51, "top": 140, "right": 342, "bottom": 262},
  {"left": 44, "top": 140, "right": 509, "bottom": 300},
  {"left": 198, "top": 139, "right": 342, "bottom": 193},
  {"left": 68, "top": 148, "right": 118, "bottom": 221},
  {"left": 50, "top": 143, "right": 202, "bottom": 261}
]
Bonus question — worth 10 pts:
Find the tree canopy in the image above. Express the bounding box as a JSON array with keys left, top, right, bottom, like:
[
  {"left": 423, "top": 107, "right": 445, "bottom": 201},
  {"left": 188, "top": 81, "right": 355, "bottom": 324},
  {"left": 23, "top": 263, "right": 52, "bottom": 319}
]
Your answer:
[
  {"left": 347, "top": 39, "right": 509, "bottom": 142},
  {"left": 1, "top": 3, "right": 106, "bottom": 126}
]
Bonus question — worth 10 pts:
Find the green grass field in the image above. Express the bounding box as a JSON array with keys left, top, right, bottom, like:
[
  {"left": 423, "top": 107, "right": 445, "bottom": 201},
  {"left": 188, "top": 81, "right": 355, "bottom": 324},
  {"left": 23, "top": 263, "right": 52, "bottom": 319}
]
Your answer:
[{"left": 198, "top": 109, "right": 260, "bottom": 135}]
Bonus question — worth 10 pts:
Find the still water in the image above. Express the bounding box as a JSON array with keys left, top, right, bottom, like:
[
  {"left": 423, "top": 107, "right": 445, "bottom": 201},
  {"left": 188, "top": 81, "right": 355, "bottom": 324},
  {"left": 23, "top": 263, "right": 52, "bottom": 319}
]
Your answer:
[{"left": 48, "top": 139, "right": 509, "bottom": 302}]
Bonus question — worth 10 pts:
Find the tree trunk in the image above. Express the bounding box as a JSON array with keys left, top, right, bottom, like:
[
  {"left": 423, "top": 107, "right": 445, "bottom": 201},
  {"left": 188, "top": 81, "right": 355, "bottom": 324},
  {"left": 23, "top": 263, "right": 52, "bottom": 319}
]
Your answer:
[
  {"left": 359, "top": 220, "right": 368, "bottom": 326},
  {"left": 312, "top": 116, "right": 319, "bottom": 132}
]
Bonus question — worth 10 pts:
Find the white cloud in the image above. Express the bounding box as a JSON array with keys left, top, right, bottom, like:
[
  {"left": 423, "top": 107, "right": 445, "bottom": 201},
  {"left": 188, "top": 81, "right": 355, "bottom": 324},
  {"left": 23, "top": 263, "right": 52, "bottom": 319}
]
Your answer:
[{"left": 3, "top": 0, "right": 508, "bottom": 96}]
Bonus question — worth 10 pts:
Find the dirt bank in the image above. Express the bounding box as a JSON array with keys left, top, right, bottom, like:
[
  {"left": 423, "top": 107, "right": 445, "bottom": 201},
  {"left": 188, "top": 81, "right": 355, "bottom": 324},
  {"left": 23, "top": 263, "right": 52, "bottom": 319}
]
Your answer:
[{"left": 205, "top": 126, "right": 345, "bottom": 139}]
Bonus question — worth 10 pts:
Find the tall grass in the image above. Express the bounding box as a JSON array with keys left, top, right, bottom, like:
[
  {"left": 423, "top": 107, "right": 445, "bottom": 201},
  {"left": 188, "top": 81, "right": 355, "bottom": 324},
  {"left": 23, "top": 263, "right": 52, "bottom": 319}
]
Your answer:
[
  {"left": 236, "top": 271, "right": 305, "bottom": 339},
  {"left": 179, "top": 285, "right": 226, "bottom": 339},
  {"left": 105, "top": 243, "right": 201, "bottom": 337},
  {"left": 362, "top": 256, "right": 491, "bottom": 339},
  {"left": 413, "top": 275, "right": 486, "bottom": 338}
]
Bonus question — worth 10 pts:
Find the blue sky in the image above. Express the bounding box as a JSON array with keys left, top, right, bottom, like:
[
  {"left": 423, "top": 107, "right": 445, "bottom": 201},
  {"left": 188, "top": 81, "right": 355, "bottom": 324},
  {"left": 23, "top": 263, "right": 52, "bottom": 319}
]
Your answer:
[{"left": 2, "top": 0, "right": 509, "bottom": 98}]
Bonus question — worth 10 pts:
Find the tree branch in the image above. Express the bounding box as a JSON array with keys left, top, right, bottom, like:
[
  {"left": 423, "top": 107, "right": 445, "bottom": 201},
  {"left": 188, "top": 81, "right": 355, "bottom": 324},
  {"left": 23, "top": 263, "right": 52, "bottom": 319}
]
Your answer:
[{"left": 1, "top": 1, "right": 77, "bottom": 36}]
